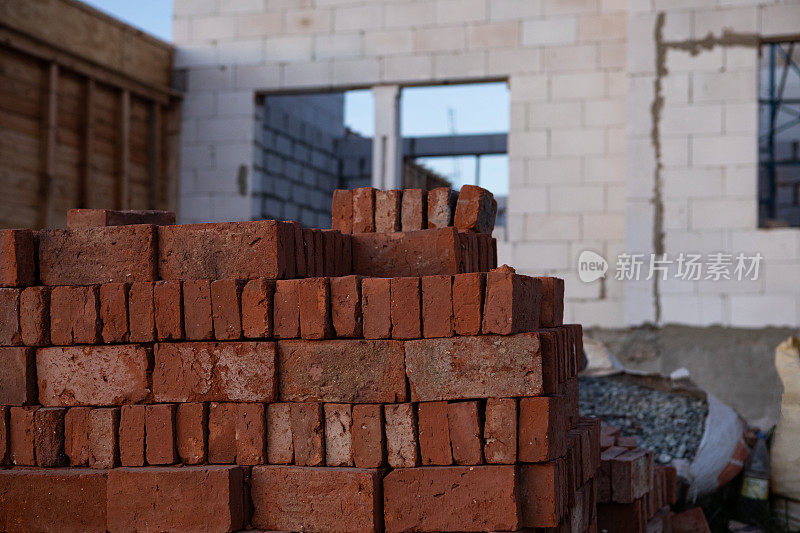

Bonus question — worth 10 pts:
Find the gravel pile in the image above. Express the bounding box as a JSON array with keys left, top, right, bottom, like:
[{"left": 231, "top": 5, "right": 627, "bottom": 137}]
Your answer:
[{"left": 579, "top": 375, "right": 708, "bottom": 464}]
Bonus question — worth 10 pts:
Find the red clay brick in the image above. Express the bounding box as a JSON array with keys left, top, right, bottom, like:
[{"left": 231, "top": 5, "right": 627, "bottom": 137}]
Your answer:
[
  {"left": 145, "top": 404, "right": 177, "bottom": 465},
  {"left": 390, "top": 277, "right": 421, "bottom": 339},
  {"left": 520, "top": 459, "right": 567, "bottom": 528},
  {"left": 211, "top": 279, "right": 243, "bottom": 340},
  {"left": 128, "top": 281, "right": 155, "bottom": 342},
  {"left": 417, "top": 401, "right": 451, "bottom": 466},
  {"left": 273, "top": 279, "right": 300, "bottom": 338},
  {"left": 37, "top": 345, "right": 151, "bottom": 406},
  {"left": 448, "top": 401, "right": 482, "bottom": 465},
  {"left": 422, "top": 274, "right": 453, "bottom": 337},
  {"left": 34, "top": 407, "right": 66, "bottom": 467},
  {"left": 352, "top": 227, "right": 462, "bottom": 277},
  {"left": 352, "top": 404, "right": 385, "bottom": 468},
  {"left": 278, "top": 338, "right": 406, "bottom": 403},
  {"left": 290, "top": 402, "right": 325, "bottom": 466},
  {"left": 266, "top": 402, "right": 293, "bottom": 464},
  {"left": 477, "top": 233, "right": 489, "bottom": 271},
  {"left": 482, "top": 265, "right": 541, "bottom": 334},
  {"left": 519, "top": 396, "right": 567, "bottom": 463},
  {"left": 427, "top": 187, "right": 455, "bottom": 228},
  {"left": 384, "top": 465, "right": 520, "bottom": 533},
  {"left": 154, "top": 341, "right": 276, "bottom": 403},
  {"left": 330, "top": 275, "right": 362, "bottom": 337},
  {"left": 282, "top": 221, "right": 297, "bottom": 280},
  {"left": 321, "top": 229, "right": 338, "bottom": 277},
  {"left": 0, "top": 406, "right": 8, "bottom": 465},
  {"left": 107, "top": 466, "right": 245, "bottom": 533},
  {"left": 452, "top": 272, "right": 485, "bottom": 335},
  {"left": 176, "top": 403, "right": 206, "bottom": 465},
  {"left": 241, "top": 278, "right": 274, "bottom": 338},
  {"left": 208, "top": 402, "right": 236, "bottom": 464},
  {"left": 65, "top": 407, "right": 91, "bottom": 466},
  {"left": 157, "top": 220, "right": 288, "bottom": 280},
  {"left": 0, "top": 229, "right": 35, "bottom": 287},
  {"left": 405, "top": 333, "right": 544, "bottom": 401},
  {"left": 332, "top": 189, "right": 354, "bottom": 233},
  {"left": 672, "top": 507, "right": 710, "bottom": 533},
  {"left": 10, "top": 406, "right": 36, "bottom": 466},
  {"left": 154, "top": 280, "right": 183, "bottom": 340},
  {"left": 67, "top": 208, "right": 175, "bottom": 228},
  {"left": 303, "top": 228, "right": 316, "bottom": 276},
  {"left": 324, "top": 403, "right": 353, "bottom": 466},
  {"left": 537, "top": 276, "right": 565, "bottom": 327},
  {"left": 597, "top": 500, "right": 645, "bottom": 533},
  {"left": 375, "top": 189, "right": 402, "bottom": 232},
  {"left": 20, "top": 286, "right": 50, "bottom": 346},
  {"left": 0, "top": 288, "right": 21, "bottom": 346},
  {"left": 50, "top": 285, "right": 101, "bottom": 345},
  {"left": 454, "top": 185, "right": 497, "bottom": 234},
  {"left": 119, "top": 404, "right": 145, "bottom": 467},
  {"left": 385, "top": 403, "right": 419, "bottom": 468},
  {"left": 0, "top": 469, "right": 108, "bottom": 533},
  {"left": 251, "top": 465, "right": 382, "bottom": 532},
  {"left": 401, "top": 188, "right": 426, "bottom": 231},
  {"left": 99, "top": 283, "right": 129, "bottom": 343},
  {"left": 611, "top": 449, "right": 651, "bottom": 503},
  {"left": 89, "top": 407, "right": 119, "bottom": 469},
  {"left": 182, "top": 279, "right": 213, "bottom": 340},
  {"left": 299, "top": 277, "right": 333, "bottom": 339},
  {"left": 352, "top": 187, "right": 376, "bottom": 233},
  {"left": 236, "top": 402, "right": 266, "bottom": 465},
  {"left": 313, "top": 229, "right": 324, "bottom": 276},
  {"left": 484, "top": 398, "right": 517, "bottom": 464},
  {"left": 290, "top": 221, "right": 306, "bottom": 277},
  {"left": 362, "top": 277, "right": 391, "bottom": 339},
  {"left": 0, "top": 347, "right": 36, "bottom": 405}
]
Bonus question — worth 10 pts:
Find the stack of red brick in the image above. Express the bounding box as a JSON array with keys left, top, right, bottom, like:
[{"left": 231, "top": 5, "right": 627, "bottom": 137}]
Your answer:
[
  {"left": 596, "top": 424, "right": 679, "bottom": 533},
  {"left": 0, "top": 192, "right": 600, "bottom": 533}
]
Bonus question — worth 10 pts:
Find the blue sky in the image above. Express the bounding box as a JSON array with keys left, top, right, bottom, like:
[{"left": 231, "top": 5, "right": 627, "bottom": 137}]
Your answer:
[{"left": 83, "top": 1, "right": 509, "bottom": 195}]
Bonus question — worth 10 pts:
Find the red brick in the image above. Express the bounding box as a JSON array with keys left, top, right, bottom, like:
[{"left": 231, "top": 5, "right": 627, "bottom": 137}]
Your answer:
[
  {"left": 20, "top": 286, "right": 50, "bottom": 346},
  {"left": 477, "top": 233, "right": 489, "bottom": 271},
  {"left": 417, "top": 401, "right": 451, "bottom": 466},
  {"left": 454, "top": 184, "right": 497, "bottom": 235},
  {"left": 352, "top": 187, "right": 376, "bottom": 233},
  {"left": 154, "top": 280, "right": 183, "bottom": 340},
  {"left": 251, "top": 465, "right": 382, "bottom": 532},
  {"left": 390, "top": 277, "right": 421, "bottom": 339},
  {"left": 34, "top": 407, "right": 67, "bottom": 467},
  {"left": 37, "top": 345, "right": 151, "bottom": 406},
  {"left": 99, "top": 283, "right": 129, "bottom": 343},
  {"left": 332, "top": 189, "right": 354, "bottom": 233},
  {"left": 484, "top": 398, "right": 517, "bottom": 464},
  {"left": 330, "top": 275, "right": 362, "bottom": 337},
  {"left": 278, "top": 338, "right": 406, "bottom": 403},
  {"left": 321, "top": 229, "right": 338, "bottom": 276},
  {"left": 313, "top": 229, "right": 324, "bottom": 276},
  {"left": 448, "top": 400, "right": 482, "bottom": 465},
  {"left": 236, "top": 402, "right": 266, "bottom": 465},
  {"left": 0, "top": 347, "right": 36, "bottom": 405},
  {"left": 154, "top": 341, "right": 276, "bottom": 403},
  {"left": 0, "top": 406, "right": 8, "bottom": 464},
  {"left": 208, "top": 402, "right": 236, "bottom": 464},
  {"left": 145, "top": 404, "right": 177, "bottom": 465},
  {"left": 422, "top": 274, "right": 453, "bottom": 337},
  {"left": 128, "top": 281, "right": 155, "bottom": 342},
  {"left": 107, "top": 466, "right": 245, "bottom": 533},
  {"left": 273, "top": 279, "right": 300, "bottom": 338},
  {"left": 290, "top": 402, "right": 325, "bottom": 466},
  {"left": 611, "top": 449, "right": 651, "bottom": 503},
  {"left": 0, "top": 469, "right": 107, "bottom": 533},
  {"left": 119, "top": 404, "right": 145, "bottom": 467},
  {"left": 290, "top": 221, "right": 306, "bottom": 277},
  {"left": 597, "top": 500, "right": 645, "bottom": 533},
  {"left": 0, "top": 288, "right": 21, "bottom": 346},
  {"left": 303, "top": 228, "right": 316, "bottom": 276},
  {"left": 266, "top": 402, "right": 293, "bottom": 464},
  {"left": 0, "top": 229, "right": 35, "bottom": 287},
  {"left": 176, "top": 403, "right": 206, "bottom": 465},
  {"left": 375, "top": 189, "right": 402, "bottom": 232},
  {"left": 352, "top": 404, "right": 385, "bottom": 468},
  {"left": 39, "top": 225, "right": 157, "bottom": 285},
  {"left": 89, "top": 407, "right": 119, "bottom": 469},
  {"left": 299, "top": 277, "right": 333, "bottom": 339},
  {"left": 362, "top": 277, "right": 391, "bottom": 339},
  {"left": 452, "top": 272, "right": 485, "bottom": 335},
  {"left": 10, "top": 406, "right": 36, "bottom": 465},
  {"left": 50, "top": 285, "right": 100, "bottom": 345},
  {"left": 342, "top": 231, "right": 353, "bottom": 274},
  {"left": 324, "top": 403, "right": 353, "bottom": 466},
  {"left": 405, "top": 333, "right": 544, "bottom": 401},
  {"left": 181, "top": 279, "right": 213, "bottom": 340},
  {"left": 520, "top": 459, "right": 567, "bottom": 528},
  {"left": 519, "top": 396, "right": 567, "bottom": 463},
  {"left": 385, "top": 402, "right": 419, "bottom": 468},
  {"left": 352, "top": 227, "right": 461, "bottom": 277},
  {"left": 672, "top": 507, "right": 710, "bottom": 533},
  {"left": 482, "top": 265, "right": 541, "bottom": 334},
  {"left": 282, "top": 221, "right": 297, "bottom": 280},
  {"left": 401, "top": 188, "right": 426, "bottom": 231},
  {"left": 241, "top": 278, "right": 274, "bottom": 338},
  {"left": 427, "top": 186, "right": 455, "bottom": 228},
  {"left": 157, "top": 220, "right": 288, "bottom": 280},
  {"left": 67, "top": 208, "right": 175, "bottom": 228},
  {"left": 384, "top": 465, "right": 520, "bottom": 533},
  {"left": 64, "top": 407, "right": 91, "bottom": 466},
  {"left": 536, "top": 276, "right": 565, "bottom": 327},
  {"left": 468, "top": 232, "right": 479, "bottom": 272},
  {"left": 211, "top": 278, "right": 243, "bottom": 340}
]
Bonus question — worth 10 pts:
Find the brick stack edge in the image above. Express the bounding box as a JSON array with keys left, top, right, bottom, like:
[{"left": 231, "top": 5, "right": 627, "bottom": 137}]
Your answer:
[{"left": 0, "top": 196, "right": 672, "bottom": 533}]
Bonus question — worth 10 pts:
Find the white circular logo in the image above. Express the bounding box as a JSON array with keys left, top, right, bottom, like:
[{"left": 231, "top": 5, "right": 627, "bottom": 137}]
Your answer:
[{"left": 578, "top": 250, "right": 608, "bottom": 283}]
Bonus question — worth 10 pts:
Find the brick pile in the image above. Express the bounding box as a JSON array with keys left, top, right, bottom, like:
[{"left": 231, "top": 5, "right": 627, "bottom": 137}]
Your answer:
[{"left": 0, "top": 192, "right": 602, "bottom": 533}]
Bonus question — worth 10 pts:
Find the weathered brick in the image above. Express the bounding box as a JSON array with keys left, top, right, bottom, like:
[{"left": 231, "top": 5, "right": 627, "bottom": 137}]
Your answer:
[
  {"left": 352, "top": 404, "right": 385, "bottom": 469},
  {"left": 303, "top": 228, "right": 316, "bottom": 277},
  {"left": 454, "top": 185, "right": 497, "bottom": 235},
  {"left": 452, "top": 272, "right": 485, "bottom": 335},
  {"left": 20, "top": 286, "right": 50, "bottom": 346},
  {"left": 119, "top": 404, "right": 146, "bottom": 467},
  {"left": 0, "top": 406, "right": 8, "bottom": 465},
  {"left": 99, "top": 283, "right": 129, "bottom": 343},
  {"left": 176, "top": 403, "right": 206, "bottom": 465},
  {"left": 321, "top": 229, "right": 338, "bottom": 277},
  {"left": 362, "top": 277, "right": 391, "bottom": 339},
  {"left": 128, "top": 281, "right": 155, "bottom": 342},
  {"left": 422, "top": 275, "right": 453, "bottom": 338},
  {"left": 390, "top": 277, "right": 421, "bottom": 339},
  {"left": 37, "top": 345, "right": 151, "bottom": 406},
  {"left": 241, "top": 278, "right": 274, "bottom": 338},
  {"left": 154, "top": 280, "right": 183, "bottom": 341},
  {"left": 278, "top": 339, "right": 406, "bottom": 403},
  {"left": 352, "top": 187, "right": 376, "bottom": 233},
  {"left": 313, "top": 229, "right": 324, "bottom": 276},
  {"left": 448, "top": 401, "right": 482, "bottom": 465},
  {"left": 375, "top": 189, "right": 402, "bottom": 232},
  {"left": 65, "top": 407, "right": 91, "bottom": 466},
  {"left": 0, "top": 229, "right": 35, "bottom": 287},
  {"left": 352, "top": 227, "right": 461, "bottom": 277},
  {"left": 145, "top": 404, "right": 177, "bottom": 465},
  {"left": 266, "top": 402, "right": 293, "bottom": 465},
  {"left": 385, "top": 403, "right": 419, "bottom": 468},
  {"left": 10, "top": 406, "right": 36, "bottom": 465},
  {"left": 482, "top": 265, "right": 541, "bottom": 334},
  {"left": 520, "top": 459, "right": 567, "bottom": 528},
  {"left": 324, "top": 403, "right": 353, "bottom": 467},
  {"left": 211, "top": 279, "right": 244, "bottom": 340},
  {"left": 417, "top": 401, "right": 451, "bottom": 466},
  {"left": 330, "top": 275, "right": 362, "bottom": 337},
  {"left": 50, "top": 285, "right": 100, "bottom": 345},
  {"left": 299, "top": 277, "right": 333, "bottom": 339},
  {"left": 0, "top": 289, "right": 21, "bottom": 346},
  {"left": 611, "top": 449, "right": 652, "bottom": 503},
  {"left": 485, "top": 398, "right": 517, "bottom": 464},
  {"left": 67, "top": 208, "right": 175, "bottom": 228},
  {"left": 182, "top": 279, "right": 213, "bottom": 341},
  {"left": 273, "top": 279, "right": 300, "bottom": 338},
  {"left": 290, "top": 402, "right": 325, "bottom": 466},
  {"left": 332, "top": 189, "right": 354, "bottom": 233},
  {"left": 282, "top": 221, "right": 297, "bottom": 280},
  {"left": 519, "top": 396, "right": 567, "bottom": 463},
  {"left": 289, "top": 221, "right": 306, "bottom": 277},
  {"left": 401, "top": 188, "right": 426, "bottom": 231},
  {"left": 427, "top": 187, "right": 456, "bottom": 229},
  {"left": 208, "top": 402, "right": 236, "bottom": 464},
  {"left": 236, "top": 402, "right": 266, "bottom": 465},
  {"left": 0, "top": 347, "right": 36, "bottom": 405},
  {"left": 154, "top": 341, "right": 276, "bottom": 403},
  {"left": 536, "top": 276, "right": 565, "bottom": 327},
  {"left": 34, "top": 407, "right": 66, "bottom": 467},
  {"left": 89, "top": 407, "right": 119, "bottom": 469}
]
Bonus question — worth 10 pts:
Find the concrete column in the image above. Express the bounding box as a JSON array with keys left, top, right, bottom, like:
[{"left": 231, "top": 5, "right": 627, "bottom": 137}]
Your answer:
[{"left": 371, "top": 85, "right": 402, "bottom": 189}]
